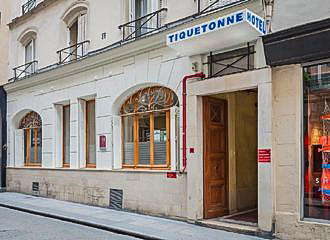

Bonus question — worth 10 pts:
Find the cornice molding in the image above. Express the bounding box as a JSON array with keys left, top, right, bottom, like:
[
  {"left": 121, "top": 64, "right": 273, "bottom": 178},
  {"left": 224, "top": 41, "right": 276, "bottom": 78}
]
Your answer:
[{"left": 8, "top": 0, "right": 61, "bottom": 29}]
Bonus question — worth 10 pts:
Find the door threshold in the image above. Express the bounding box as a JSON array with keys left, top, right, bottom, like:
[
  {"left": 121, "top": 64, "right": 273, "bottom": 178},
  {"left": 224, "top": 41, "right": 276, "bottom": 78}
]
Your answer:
[{"left": 196, "top": 219, "right": 258, "bottom": 236}]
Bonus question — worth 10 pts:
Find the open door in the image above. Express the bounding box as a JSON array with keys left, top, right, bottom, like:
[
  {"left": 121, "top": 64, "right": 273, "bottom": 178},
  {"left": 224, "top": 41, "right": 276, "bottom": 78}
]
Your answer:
[{"left": 203, "top": 97, "right": 228, "bottom": 219}]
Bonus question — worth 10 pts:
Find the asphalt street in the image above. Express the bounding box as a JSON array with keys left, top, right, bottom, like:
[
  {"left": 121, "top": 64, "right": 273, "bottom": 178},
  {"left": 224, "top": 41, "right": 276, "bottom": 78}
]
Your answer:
[{"left": 0, "top": 207, "right": 138, "bottom": 240}]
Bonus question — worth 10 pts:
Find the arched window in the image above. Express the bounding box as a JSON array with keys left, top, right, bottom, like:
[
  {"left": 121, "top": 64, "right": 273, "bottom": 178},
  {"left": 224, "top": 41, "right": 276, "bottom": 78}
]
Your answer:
[
  {"left": 18, "top": 29, "right": 38, "bottom": 76},
  {"left": 121, "top": 86, "right": 178, "bottom": 169},
  {"left": 19, "top": 111, "right": 42, "bottom": 166}
]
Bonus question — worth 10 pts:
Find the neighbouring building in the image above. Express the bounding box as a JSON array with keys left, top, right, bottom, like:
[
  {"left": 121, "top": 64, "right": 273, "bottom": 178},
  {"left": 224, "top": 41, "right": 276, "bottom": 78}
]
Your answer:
[
  {"left": 0, "top": 0, "right": 10, "bottom": 192},
  {"left": 262, "top": 0, "right": 330, "bottom": 238},
  {"left": 2, "top": 0, "right": 330, "bottom": 239}
]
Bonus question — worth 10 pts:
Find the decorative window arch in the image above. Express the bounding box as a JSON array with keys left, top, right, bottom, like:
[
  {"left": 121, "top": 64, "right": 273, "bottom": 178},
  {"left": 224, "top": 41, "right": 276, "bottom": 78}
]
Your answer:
[
  {"left": 18, "top": 29, "right": 38, "bottom": 75},
  {"left": 19, "top": 111, "right": 42, "bottom": 166},
  {"left": 62, "top": 4, "right": 88, "bottom": 46},
  {"left": 121, "top": 86, "right": 178, "bottom": 169}
]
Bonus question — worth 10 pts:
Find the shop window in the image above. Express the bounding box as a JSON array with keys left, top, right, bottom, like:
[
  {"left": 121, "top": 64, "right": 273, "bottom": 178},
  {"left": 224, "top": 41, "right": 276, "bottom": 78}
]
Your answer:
[
  {"left": 19, "top": 111, "right": 42, "bottom": 167},
  {"left": 86, "top": 100, "right": 96, "bottom": 168},
  {"left": 120, "top": 86, "right": 178, "bottom": 169},
  {"left": 303, "top": 62, "right": 330, "bottom": 221},
  {"left": 63, "top": 105, "right": 70, "bottom": 167}
]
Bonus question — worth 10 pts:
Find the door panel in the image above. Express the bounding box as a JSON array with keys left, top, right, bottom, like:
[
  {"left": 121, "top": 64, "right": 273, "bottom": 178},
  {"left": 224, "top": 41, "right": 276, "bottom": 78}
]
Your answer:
[{"left": 203, "top": 97, "right": 228, "bottom": 219}]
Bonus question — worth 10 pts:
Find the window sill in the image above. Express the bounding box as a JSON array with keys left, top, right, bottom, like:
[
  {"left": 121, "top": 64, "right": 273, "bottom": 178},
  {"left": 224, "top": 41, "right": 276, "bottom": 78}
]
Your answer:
[
  {"left": 299, "top": 218, "right": 330, "bottom": 226},
  {"left": 6, "top": 166, "right": 184, "bottom": 174}
]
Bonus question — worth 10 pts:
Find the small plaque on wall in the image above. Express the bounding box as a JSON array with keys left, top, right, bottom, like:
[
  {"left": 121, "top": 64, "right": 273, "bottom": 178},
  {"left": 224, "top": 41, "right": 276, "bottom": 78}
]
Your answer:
[
  {"left": 99, "top": 135, "right": 106, "bottom": 151},
  {"left": 258, "top": 149, "right": 271, "bottom": 163}
]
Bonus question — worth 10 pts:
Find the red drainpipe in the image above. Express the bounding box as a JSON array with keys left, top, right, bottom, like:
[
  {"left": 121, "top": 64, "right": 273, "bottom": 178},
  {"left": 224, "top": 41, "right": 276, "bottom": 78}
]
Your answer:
[{"left": 181, "top": 72, "right": 205, "bottom": 173}]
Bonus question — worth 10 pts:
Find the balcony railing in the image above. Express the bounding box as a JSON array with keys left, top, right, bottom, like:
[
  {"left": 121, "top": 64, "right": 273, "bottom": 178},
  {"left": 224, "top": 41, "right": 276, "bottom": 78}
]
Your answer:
[
  {"left": 57, "top": 40, "right": 90, "bottom": 64},
  {"left": 205, "top": 44, "right": 255, "bottom": 78},
  {"left": 22, "top": 0, "right": 37, "bottom": 15},
  {"left": 118, "top": 8, "right": 167, "bottom": 42},
  {"left": 197, "top": 0, "right": 247, "bottom": 15},
  {"left": 12, "top": 60, "right": 38, "bottom": 81}
]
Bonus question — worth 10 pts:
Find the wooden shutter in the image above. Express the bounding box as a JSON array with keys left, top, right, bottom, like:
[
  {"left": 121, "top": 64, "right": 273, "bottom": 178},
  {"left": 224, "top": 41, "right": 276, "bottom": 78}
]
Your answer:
[
  {"left": 170, "top": 107, "right": 179, "bottom": 170},
  {"left": 113, "top": 116, "right": 122, "bottom": 169},
  {"left": 15, "top": 129, "right": 24, "bottom": 167}
]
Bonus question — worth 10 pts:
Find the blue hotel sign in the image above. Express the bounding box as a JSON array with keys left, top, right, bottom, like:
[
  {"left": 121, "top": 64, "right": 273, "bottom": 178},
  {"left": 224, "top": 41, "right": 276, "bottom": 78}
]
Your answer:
[{"left": 167, "top": 9, "right": 266, "bottom": 46}]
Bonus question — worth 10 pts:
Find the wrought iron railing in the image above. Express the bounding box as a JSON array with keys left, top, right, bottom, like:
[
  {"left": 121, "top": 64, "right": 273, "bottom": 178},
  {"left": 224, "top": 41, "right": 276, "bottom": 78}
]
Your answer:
[
  {"left": 22, "top": 0, "right": 37, "bottom": 15},
  {"left": 205, "top": 44, "right": 255, "bottom": 78},
  {"left": 197, "top": 0, "right": 247, "bottom": 15},
  {"left": 13, "top": 60, "right": 38, "bottom": 80},
  {"left": 118, "top": 8, "right": 167, "bottom": 42},
  {"left": 57, "top": 40, "right": 90, "bottom": 64}
]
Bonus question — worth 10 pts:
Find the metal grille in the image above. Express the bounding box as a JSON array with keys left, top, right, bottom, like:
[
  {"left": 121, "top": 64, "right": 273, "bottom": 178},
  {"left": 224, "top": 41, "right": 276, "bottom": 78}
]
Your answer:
[
  {"left": 32, "top": 182, "right": 39, "bottom": 196},
  {"left": 206, "top": 45, "right": 255, "bottom": 78},
  {"left": 109, "top": 189, "right": 123, "bottom": 210}
]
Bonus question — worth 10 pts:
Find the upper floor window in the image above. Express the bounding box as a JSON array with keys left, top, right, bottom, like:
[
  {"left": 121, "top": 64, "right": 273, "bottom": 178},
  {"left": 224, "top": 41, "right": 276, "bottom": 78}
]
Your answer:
[
  {"left": 120, "top": 86, "right": 178, "bottom": 169},
  {"left": 58, "top": 5, "right": 89, "bottom": 63},
  {"left": 120, "top": 0, "right": 166, "bottom": 41},
  {"left": 25, "top": 39, "right": 36, "bottom": 74},
  {"left": 13, "top": 30, "right": 38, "bottom": 80}
]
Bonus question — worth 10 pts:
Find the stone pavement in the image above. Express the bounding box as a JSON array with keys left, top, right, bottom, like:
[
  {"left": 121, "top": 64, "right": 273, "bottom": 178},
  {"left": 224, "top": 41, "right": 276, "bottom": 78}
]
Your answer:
[{"left": 0, "top": 192, "right": 266, "bottom": 240}]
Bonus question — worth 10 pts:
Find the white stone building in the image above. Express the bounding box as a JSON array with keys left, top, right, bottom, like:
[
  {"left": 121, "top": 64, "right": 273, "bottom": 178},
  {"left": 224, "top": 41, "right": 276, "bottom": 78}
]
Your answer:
[{"left": 3, "top": 0, "right": 330, "bottom": 239}]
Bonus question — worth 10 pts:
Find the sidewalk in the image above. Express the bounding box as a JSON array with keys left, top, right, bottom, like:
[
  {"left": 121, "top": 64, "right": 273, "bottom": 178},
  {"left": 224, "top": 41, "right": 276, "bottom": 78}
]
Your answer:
[{"left": 0, "top": 192, "right": 265, "bottom": 240}]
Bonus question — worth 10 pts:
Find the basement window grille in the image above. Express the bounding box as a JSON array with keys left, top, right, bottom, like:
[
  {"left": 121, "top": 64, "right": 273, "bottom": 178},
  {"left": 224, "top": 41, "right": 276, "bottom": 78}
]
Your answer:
[{"left": 109, "top": 189, "right": 123, "bottom": 210}]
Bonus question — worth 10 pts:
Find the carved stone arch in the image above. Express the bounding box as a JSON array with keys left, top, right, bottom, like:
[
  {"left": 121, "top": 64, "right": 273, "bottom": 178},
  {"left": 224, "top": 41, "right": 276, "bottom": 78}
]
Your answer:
[
  {"left": 19, "top": 111, "right": 42, "bottom": 129},
  {"left": 17, "top": 27, "right": 38, "bottom": 46},
  {"left": 120, "top": 86, "right": 179, "bottom": 115},
  {"left": 61, "top": 1, "right": 89, "bottom": 27}
]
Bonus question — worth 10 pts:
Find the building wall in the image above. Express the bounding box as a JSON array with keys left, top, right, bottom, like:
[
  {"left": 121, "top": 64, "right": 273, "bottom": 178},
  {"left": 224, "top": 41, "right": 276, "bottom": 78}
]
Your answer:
[
  {"left": 5, "top": 41, "right": 191, "bottom": 217},
  {"left": 0, "top": 0, "right": 10, "bottom": 85},
  {"left": 272, "top": 64, "right": 330, "bottom": 239},
  {"left": 6, "top": 0, "right": 200, "bottom": 79},
  {"left": 272, "top": 0, "right": 330, "bottom": 32},
  {"left": 6, "top": 168, "right": 187, "bottom": 217}
]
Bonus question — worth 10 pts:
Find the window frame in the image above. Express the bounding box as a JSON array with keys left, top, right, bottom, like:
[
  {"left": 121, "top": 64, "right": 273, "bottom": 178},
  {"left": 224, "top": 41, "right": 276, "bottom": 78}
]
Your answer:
[
  {"left": 302, "top": 61, "right": 330, "bottom": 222},
  {"left": 86, "top": 99, "right": 96, "bottom": 168},
  {"left": 120, "top": 86, "right": 177, "bottom": 170},
  {"left": 121, "top": 110, "right": 171, "bottom": 169},
  {"left": 19, "top": 111, "right": 42, "bottom": 167},
  {"left": 62, "top": 105, "right": 70, "bottom": 168}
]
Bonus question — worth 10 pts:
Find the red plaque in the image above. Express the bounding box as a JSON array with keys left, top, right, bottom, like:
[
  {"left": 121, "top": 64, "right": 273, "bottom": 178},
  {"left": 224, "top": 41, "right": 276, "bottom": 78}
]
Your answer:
[
  {"left": 99, "top": 135, "right": 106, "bottom": 150},
  {"left": 167, "top": 172, "right": 177, "bottom": 178},
  {"left": 258, "top": 149, "right": 271, "bottom": 163}
]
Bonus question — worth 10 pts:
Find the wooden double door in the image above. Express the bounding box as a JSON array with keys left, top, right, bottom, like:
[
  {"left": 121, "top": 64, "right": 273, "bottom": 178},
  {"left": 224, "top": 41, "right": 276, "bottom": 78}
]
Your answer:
[{"left": 203, "top": 97, "right": 229, "bottom": 219}]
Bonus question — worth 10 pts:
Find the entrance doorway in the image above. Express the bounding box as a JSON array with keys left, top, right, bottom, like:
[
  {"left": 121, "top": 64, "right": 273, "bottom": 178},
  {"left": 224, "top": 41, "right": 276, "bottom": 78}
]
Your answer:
[{"left": 203, "top": 90, "right": 258, "bottom": 225}]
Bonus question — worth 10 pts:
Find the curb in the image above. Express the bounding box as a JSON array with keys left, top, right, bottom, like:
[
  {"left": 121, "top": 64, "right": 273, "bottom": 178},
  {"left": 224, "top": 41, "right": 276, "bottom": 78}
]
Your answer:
[{"left": 0, "top": 203, "right": 166, "bottom": 240}]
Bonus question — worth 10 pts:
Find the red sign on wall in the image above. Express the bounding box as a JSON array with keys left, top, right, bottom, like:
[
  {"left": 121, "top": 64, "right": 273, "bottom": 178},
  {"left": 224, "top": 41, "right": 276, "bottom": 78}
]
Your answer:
[
  {"left": 99, "top": 135, "right": 106, "bottom": 150},
  {"left": 258, "top": 149, "right": 271, "bottom": 163},
  {"left": 167, "top": 172, "right": 177, "bottom": 179}
]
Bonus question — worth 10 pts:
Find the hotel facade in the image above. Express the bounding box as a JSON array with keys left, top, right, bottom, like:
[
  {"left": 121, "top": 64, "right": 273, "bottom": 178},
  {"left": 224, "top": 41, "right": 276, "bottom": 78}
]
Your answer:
[{"left": 1, "top": 0, "right": 330, "bottom": 238}]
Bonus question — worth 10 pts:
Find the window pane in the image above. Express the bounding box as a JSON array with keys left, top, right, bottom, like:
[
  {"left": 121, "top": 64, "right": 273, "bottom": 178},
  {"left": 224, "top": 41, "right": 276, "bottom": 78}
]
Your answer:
[
  {"left": 37, "top": 128, "right": 42, "bottom": 163},
  {"left": 87, "top": 101, "right": 96, "bottom": 165},
  {"left": 63, "top": 106, "right": 70, "bottom": 165},
  {"left": 123, "top": 116, "right": 135, "bottom": 165},
  {"left": 303, "top": 63, "right": 330, "bottom": 221},
  {"left": 24, "top": 129, "right": 29, "bottom": 164},
  {"left": 154, "top": 111, "right": 167, "bottom": 165},
  {"left": 138, "top": 113, "right": 150, "bottom": 165}
]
